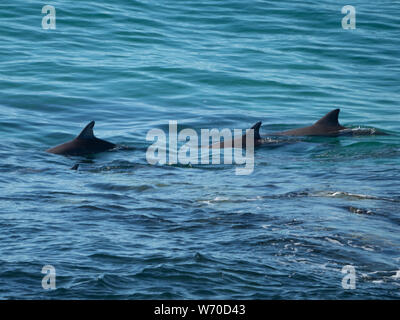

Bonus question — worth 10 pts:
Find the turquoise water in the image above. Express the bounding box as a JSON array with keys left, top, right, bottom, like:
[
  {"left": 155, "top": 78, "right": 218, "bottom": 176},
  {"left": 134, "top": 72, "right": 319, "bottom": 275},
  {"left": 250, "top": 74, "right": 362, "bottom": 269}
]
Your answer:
[{"left": 0, "top": 0, "right": 399, "bottom": 299}]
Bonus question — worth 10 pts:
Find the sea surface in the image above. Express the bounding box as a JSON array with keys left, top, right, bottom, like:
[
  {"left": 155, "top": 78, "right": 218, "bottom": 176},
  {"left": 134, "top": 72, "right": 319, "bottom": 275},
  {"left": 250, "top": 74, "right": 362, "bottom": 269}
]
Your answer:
[{"left": 0, "top": 0, "right": 399, "bottom": 299}]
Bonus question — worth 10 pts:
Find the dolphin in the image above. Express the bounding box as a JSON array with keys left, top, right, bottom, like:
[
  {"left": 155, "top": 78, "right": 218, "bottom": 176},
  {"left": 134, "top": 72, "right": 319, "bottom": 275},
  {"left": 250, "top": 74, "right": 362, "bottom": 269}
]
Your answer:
[
  {"left": 210, "top": 121, "right": 262, "bottom": 149},
  {"left": 209, "top": 121, "right": 288, "bottom": 149},
  {"left": 273, "top": 109, "right": 346, "bottom": 136},
  {"left": 46, "top": 121, "right": 116, "bottom": 156}
]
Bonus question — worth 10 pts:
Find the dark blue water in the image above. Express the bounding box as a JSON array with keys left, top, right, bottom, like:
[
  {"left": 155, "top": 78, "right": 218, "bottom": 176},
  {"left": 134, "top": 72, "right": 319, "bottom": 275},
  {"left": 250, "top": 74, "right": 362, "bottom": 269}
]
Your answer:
[{"left": 0, "top": 0, "right": 399, "bottom": 299}]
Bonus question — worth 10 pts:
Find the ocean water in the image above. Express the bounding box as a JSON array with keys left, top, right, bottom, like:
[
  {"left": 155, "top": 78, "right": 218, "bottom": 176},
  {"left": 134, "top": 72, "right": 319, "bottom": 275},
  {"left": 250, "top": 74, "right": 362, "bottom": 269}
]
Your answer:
[{"left": 0, "top": 0, "right": 399, "bottom": 299}]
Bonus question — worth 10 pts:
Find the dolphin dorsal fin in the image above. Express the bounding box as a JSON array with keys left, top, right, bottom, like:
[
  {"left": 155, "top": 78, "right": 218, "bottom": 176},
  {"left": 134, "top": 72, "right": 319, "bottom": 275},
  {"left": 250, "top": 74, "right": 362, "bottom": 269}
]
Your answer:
[
  {"left": 250, "top": 121, "right": 262, "bottom": 140},
  {"left": 314, "top": 109, "right": 341, "bottom": 127},
  {"left": 77, "top": 121, "right": 96, "bottom": 139}
]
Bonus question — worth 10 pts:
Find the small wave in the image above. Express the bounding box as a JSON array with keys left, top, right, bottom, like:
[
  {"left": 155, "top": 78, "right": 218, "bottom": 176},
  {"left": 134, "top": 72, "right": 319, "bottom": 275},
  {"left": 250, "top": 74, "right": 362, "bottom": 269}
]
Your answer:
[
  {"left": 258, "top": 190, "right": 398, "bottom": 205},
  {"left": 325, "top": 237, "right": 344, "bottom": 246},
  {"left": 312, "top": 191, "right": 396, "bottom": 202},
  {"left": 89, "top": 182, "right": 153, "bottom": 192},
  {"left": 361, "top": 270, "right": 400, "bottom": 283},
  {"left": 89, "top": 253, "right": 137, "bottom": 264},
  {"left": 347, "top": 206, "right": 374, "bottom": 215},
  {"left": 74, "top": 205, "right": 110, "bottom": 212},
  {"left": 338, "top": 127, "right": 383, "bottom": 136},
  {"left": 197, "top": 196, "right": 261, "bottom": 205}
]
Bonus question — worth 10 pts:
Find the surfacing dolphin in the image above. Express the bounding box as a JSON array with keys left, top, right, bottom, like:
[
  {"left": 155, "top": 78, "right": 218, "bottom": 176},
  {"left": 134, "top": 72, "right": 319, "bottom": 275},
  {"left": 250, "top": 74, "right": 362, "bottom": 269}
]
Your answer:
[
  {"left": 210, "top": 121, "right": 286, "bottom": 149},
  {"left": 273, "top": 108, "right": 346, "bottom": 136},
  {"left": 210, "top": 121, "right": 262, "bottom": 149},
  {"left": 46, "top": 121, "right": 116, "bottom": 156},
  {"left": 272, "top": 108, "right": 387, "bottom": 136},
  {"left": 212, "top": 108, "right": 386, "bottom": 149}
]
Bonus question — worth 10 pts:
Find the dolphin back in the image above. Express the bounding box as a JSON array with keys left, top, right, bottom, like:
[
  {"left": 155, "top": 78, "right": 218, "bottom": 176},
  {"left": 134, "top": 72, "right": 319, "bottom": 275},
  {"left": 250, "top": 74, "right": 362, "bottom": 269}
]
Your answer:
[{"left": 46, "top": 121, "right": 116, "bottom": 156}]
